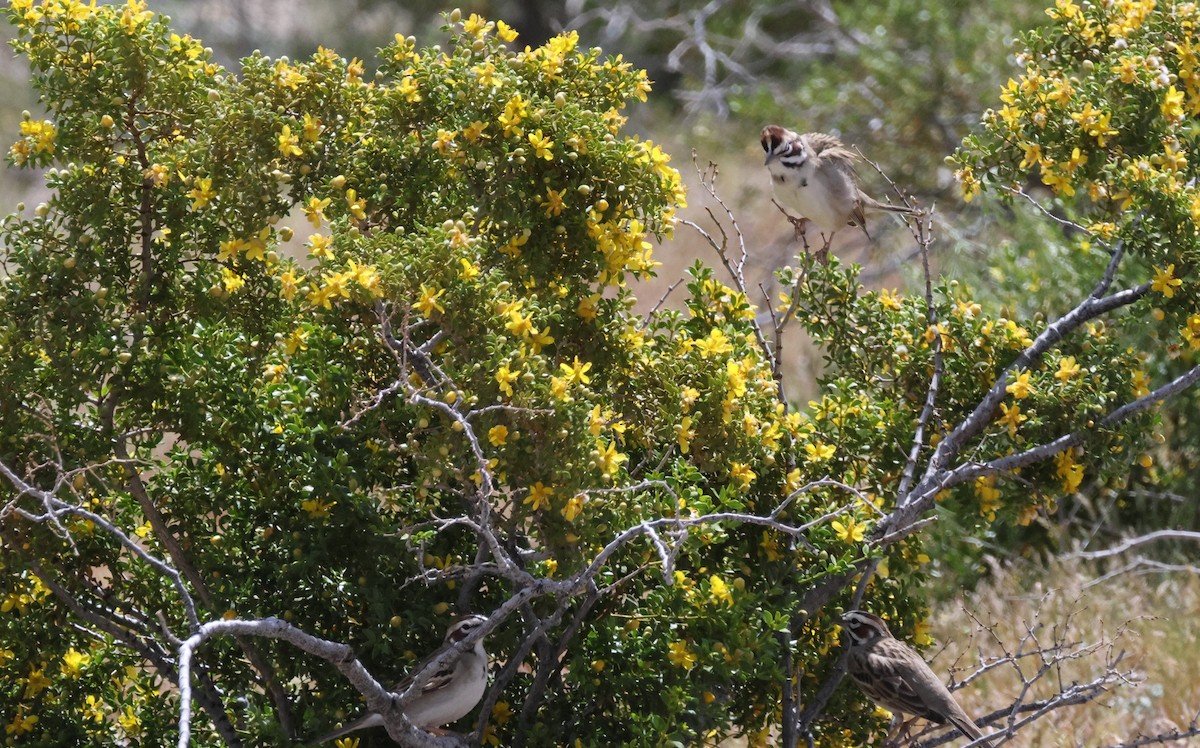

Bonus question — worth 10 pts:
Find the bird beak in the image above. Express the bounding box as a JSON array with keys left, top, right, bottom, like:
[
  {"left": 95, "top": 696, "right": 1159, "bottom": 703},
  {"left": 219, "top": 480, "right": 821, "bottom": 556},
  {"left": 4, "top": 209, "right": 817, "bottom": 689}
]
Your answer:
[{"left": 763, "top": 151, "right": 775, "bottom": 166}]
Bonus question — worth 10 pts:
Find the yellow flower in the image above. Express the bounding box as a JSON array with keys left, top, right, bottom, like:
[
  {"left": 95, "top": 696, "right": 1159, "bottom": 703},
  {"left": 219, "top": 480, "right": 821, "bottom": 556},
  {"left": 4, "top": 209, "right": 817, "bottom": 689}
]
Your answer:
[
  {"left": 491, "top": 700, "right": 512, "bottom": 725},
  {"left": 595, "top": 440, "right": 627, "bottom": 477},
  {"left": 527, "top": 326, "right": 554, "bottom": 354},
  {"left": 496, "top": 20, "right": 518, "bottom": 43},
  {"left": 459, "top": 257, "right": 480, "bottom": 281},
  {"left": 119, "top": 0, "right": 152, "bottom": 34},
  {"left": 487, "top": 425, "right": 509, "bottom": 446},
  {"left": 301, "top": 497, "right": 335, "bottom": 519},
  {"left": 277, "top": 125, "right": 303, "bottom": 157},
  {"left": 805, "top": 441, "right": 835, "bottom": 462},
  {"left": 1047, "top": 0, "right": 1080, "bottom": 20},
  {"left": 398, "top": 76, "right": 422, "bottom": 103},
  {"left": 1152, "top": 264, "right": 1183, "bottom": 298},
  {"left": 562, "top": 493, "right": 585, "bottom": 522},
  {"left": 308, "top": 233, "right": 333, "bottom": 259},
  {"left": 831, "top": 516, "right": 865, "bottom": 543},
  {"left": 322, "top": 271, "right": 351, "bottom": 301},
  {"left": 462, "top": 13, "right": 490, "bottom": 37},
  {"left": 541, "top": 187, "right": 566, "bottom": 216},
  {"left": 1162, "top": 85, "right": 1186, "bottom": 122},
  {"left": 304, "top": 196, "right": 331, "bottom": 227},
  {"left": 1054, "top": 356, "right": 1080, "bottom": 382},
  {"left": 559, "top": 357, "right": 592, "bottom": 385},
  {"left": 1041, "top": 167, "right": 1076, "bottom": 196},
  {"left": 976, "top": 475, "right": 1001, "bottom": 520},
  {"left": 463, "top": 120, "right": 488, "bottom": 142},
  {"left": 118, "top": 704, "right": 142, "bottom": 736},
  {"left": 144, "top": 162, "right": 170, "bottom": 188},
  {"left": 221, "top": 267, "right": 245, "bottom": 294},
  {"left": 243, "top": 227, "right": 270, "bottom": 262},
  {"left": 284, "top": 327, "right": 309, "bottom": 354},
  {"left": 60, "top": 648, "right": 89, "bottom": 678},
  {"left": 499, "top": 93, "right": 528, "bottom": 136},
  {"left": 676, "top": 415, "right": 694, "bottom": 454},
  {"left": 955, "top": 166, "right": 980, "bottom": 202},
  {"left": 346, "top": 57, "right": 365, "bottom": 85},
  {"left": 878, "top": 288, "right": 902, "bottom": 311},
  {"left": 1131, "top": 370, "right": 1151, "bottom": 398},
  {"left": 505, "top": 308, "right": 534, "bottom": 338},
  {"left": 523, "top": 481, "right": 555, "bottom": 511},
  {"left": 1018, "top": 141, "right": 1044, "bottom": 169},
  {"left": 1005, "top": 369, "right": 1031, "bottom": 399},
  {"left": 1070, "top": 102, "right": 1118, "bottom": 146},
  {"left": 302, "top": 113, "right": 323, "bottom": 142},
  {"left": 708, "top": 575, "right": 734, "bottom": 607},
  {"left": 1055, "top": 450, "right": 1085, "bottom": 493},
  {"left": 22, "top": 666, "right": 50, "bottom": 698},
  {"left": 760, "top": 530, "right": 783, "bottom": 561},
  {"left": 345, "top": 189, "right": 367, "bottom": 221},
  {"left": 997, "top": 402, "right": 1026, "bottom": 437},
  {"left": 1182, "top": 313, "right": 1200, "bottom": 349},
  {"left": 4, "top": 705, "right": 38, "bottom": 737},
  {"left": 695, "top": 328, "right": 732, "bottom": 357},
  {"left": 433, "top": 128, "right": 457, "bottom": 156},
  {"left": 188, "top": 177, "right": 216, "bottom": 210},
  {"left": 347, "top": 260, "right": 383, "bottom": 297},
  {"left": 495, "top": 363, "right": 519, "bottom": 397},
  {"left": 730, "top": 461, "right": 755, "bottom": 490},
  {"left": 415, "top": 284, "right": 446, "bottom": 316},
  {"left": 667, "top": 640, "right": 697, "bottom": 670},
  {"left": 528, "top": 129, "right": 554, "bottom": 160},
  {"left": 82, "top": 694, "right": 106, "bottom": 723}
]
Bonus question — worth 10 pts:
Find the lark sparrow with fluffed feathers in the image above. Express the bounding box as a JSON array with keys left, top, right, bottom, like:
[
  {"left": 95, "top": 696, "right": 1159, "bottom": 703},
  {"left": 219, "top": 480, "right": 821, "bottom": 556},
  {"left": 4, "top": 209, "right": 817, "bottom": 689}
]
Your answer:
[
  {"left": 839, "top": 610, "right": 990, "bottom": 746},
  {"left": 761, "top": 125, "right": 920, "bottom": 257},
  {"left": 310, "top": 615, "right": 490, "bottom": 744}
]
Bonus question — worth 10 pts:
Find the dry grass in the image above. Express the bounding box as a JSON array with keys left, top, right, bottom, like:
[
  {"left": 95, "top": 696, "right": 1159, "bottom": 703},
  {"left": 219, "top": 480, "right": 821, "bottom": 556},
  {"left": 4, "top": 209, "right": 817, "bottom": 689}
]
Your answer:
[{"left": 929, "top": 555, "right": 1200, "bottom": 747}]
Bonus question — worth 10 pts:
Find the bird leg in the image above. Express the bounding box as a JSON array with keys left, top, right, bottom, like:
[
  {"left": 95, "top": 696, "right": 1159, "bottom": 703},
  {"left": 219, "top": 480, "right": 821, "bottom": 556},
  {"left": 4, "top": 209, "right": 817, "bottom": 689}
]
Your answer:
[
  {"left": 771, "top": 199, "right": 831, "bottom": 265},
  {"left": 772, "top": 199, "right": 811, "bottom": 242},
  {"left": 881, "top": 713, "right": 918, "bottom": 748},
  {"left": 815, "top": 233, "right": 833, "bottom": 265}
]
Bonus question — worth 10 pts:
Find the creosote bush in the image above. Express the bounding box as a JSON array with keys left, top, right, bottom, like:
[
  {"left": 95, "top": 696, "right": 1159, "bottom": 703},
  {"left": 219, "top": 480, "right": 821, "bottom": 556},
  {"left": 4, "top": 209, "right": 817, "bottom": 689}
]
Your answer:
[{"left": 1, "top": 2, "right": 1194, "bottom": 747}]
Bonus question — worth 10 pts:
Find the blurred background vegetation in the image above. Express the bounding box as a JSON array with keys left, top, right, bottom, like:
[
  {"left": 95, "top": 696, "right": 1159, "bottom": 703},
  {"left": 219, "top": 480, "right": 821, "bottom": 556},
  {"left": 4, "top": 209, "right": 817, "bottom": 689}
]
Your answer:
[{"left": 3, "top": 0, "right": 1197, "bottom": 740}]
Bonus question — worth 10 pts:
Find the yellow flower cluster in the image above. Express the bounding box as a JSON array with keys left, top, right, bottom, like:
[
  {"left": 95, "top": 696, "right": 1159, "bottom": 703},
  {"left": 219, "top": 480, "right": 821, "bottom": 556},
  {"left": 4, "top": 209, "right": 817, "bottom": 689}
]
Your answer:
[
  {"left": 306, "top": 259, "right": 384, "bottom": 309},
  {"left": 1054, "top": 449, "right": 1085, "bottom": 493},
  {"left": 587, "top": 214, "right": 659, "bottom": 286},
  {"left": 1181, "top": 313, "right": 1200, "bottom": 349},
  {"left": 974, "top": 475, "right": 1001, "bottom": 521}
]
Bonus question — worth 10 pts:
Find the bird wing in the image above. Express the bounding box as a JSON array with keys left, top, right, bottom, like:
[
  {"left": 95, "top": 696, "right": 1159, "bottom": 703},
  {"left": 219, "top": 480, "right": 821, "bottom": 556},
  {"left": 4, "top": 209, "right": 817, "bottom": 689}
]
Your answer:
[
  {"left": 856, "top": 648, "right": 946, "bottom": 720},
  {"left": 890, "top": 655, "right": 985, "bottom": 741},
  {"left": 396, "top": 645, "right": 461, "bottom": 696}
]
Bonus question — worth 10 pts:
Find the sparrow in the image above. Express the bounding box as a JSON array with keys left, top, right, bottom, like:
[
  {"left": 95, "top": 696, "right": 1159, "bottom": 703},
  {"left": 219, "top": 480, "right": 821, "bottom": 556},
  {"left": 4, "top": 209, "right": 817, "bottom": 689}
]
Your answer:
[
  {"left": 310, "top": 614, "right": 491, "bottom": 744},
  {"left": 761, "top": 125, "right": 920, "bottom": 257},
  {"left": 839, "top": 610, "right": 990, "bottom": 746}
]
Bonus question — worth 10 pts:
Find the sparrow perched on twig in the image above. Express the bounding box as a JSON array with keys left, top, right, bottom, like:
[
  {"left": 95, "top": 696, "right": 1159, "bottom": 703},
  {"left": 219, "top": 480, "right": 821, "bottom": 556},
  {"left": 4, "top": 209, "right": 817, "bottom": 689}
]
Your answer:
[
  {"left": 839, "top": 610, "right": 990, "bottom": 746},
  {"left": 309, "top": 615, "right": 490, "bottom": 745},
  {"left": 761, "top": 125, "right": 920, "bottom": 259}
]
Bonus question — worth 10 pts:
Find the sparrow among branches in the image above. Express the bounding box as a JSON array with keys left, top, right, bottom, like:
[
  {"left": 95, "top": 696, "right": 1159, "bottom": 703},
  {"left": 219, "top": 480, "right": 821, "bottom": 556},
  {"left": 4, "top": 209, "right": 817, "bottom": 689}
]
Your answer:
[
  {"left": 310, "top": 615, "right": 491, "bottom": 745},
  {"left": 839, "top": 610, "right": 990, "bottom": 746},
  {"left": 761, "top": 125, "right": 920, "bottom": 260}
]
